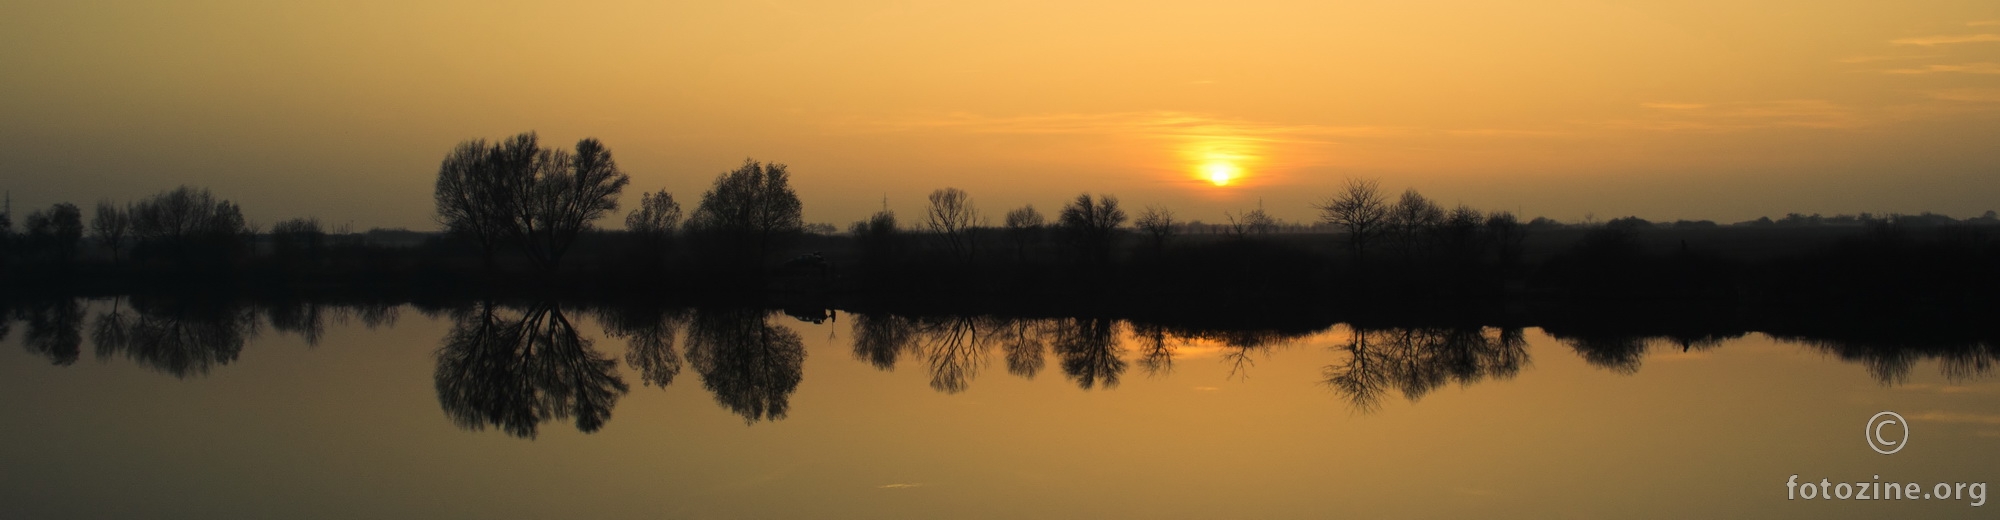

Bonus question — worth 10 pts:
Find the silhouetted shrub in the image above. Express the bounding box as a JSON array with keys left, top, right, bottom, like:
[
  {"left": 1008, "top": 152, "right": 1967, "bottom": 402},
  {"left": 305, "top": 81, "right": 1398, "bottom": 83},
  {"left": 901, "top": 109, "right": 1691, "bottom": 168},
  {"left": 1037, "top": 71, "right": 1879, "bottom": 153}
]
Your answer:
[
  {"left": 25, "top": 202, "right": 83, "bottom": 264},
  {"left": 685, "top": 159, "right": 802, "bottom": 272},
  {"left": 129, "top": 186, "right": 249, "bottom": 266}
]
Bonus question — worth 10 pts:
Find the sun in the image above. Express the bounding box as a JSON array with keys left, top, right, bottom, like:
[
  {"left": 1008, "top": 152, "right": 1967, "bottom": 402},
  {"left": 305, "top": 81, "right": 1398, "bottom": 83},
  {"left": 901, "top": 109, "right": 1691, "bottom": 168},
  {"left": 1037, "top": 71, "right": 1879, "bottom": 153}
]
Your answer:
[
  {"left": 1178, "top": 134, "right": 1259, "bottom": 188},
  {"left": 1203, "top": 162, "right": 1240, "bottom": 186}
]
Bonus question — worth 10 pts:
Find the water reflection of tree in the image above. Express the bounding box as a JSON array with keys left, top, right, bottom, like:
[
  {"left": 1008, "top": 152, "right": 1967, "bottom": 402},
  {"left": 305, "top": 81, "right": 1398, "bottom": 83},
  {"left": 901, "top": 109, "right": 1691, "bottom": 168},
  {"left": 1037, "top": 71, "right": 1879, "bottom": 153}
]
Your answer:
[
  {"left": 851, "top": 312, "right": 916, "bottom": 370},
  {"left": 851, "top": 313, "right": 1030, "bottom": 393},
  {"left": 850, "top": 315, "right": 1306, "bottom": 391},
  {"left": 91, "top": 297, "right": 259, "bottom": 378},
  {"left": 593, "top": 304, "right": 689, "bottom": 388},
  {"left": 997, "top": 319, "right": 1050, "bottom": 379},
  {"left": 1052, "top": 318, "right": 1124, "bottom": 390},
  {"left": 686, "top": 308, "right": 805, "bottom": 423},
  {"left": 265, "top": 301, "right": 328, "bottom": 346},
  {"left": 20, "top": 299, "right": 85, "bottom": 365},
  {"left": 911, "top": 316, "right": 995, "bottom": 393},
  {"left": 1543, "top": 321, "right": 1740, "bottom": 375},
  {"left": 1774, "top": 333, "right": 1999, "bottom": 385},
  {"left": 263, "top": 300, "right": 400, "bottom": 347},
  {"left": 434, "top": 301, "right": 629, "bottom": 439},
  {"left": 1131, "top": 324, "right": 1176, "bottom": 377},
  {"left": 1323, "top": 326, "right": 1528, "bottom": 412},
  {"left": 90, "top": 299, "right": 128, "bottom": 360},
  {"left": 1160, "top": 326, "right": 1315, "bottom": 380}
]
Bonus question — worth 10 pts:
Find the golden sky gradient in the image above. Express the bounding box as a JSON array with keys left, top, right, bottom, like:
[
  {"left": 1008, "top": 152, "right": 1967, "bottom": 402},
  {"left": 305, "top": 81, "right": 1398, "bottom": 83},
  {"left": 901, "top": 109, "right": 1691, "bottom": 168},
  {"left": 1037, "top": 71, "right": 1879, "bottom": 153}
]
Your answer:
[{"left": 3, "top": 0, "right": 1998, "bottom": 230}]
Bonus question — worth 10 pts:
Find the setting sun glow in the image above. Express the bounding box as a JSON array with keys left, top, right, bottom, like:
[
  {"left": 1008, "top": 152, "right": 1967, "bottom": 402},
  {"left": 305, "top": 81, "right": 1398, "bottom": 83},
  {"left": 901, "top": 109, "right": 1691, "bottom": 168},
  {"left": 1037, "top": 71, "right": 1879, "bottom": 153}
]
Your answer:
[
  {"left": 1182, "top": 135, "right": 1260, "bottom": 189},
  {"left": 1203, "top": 162, "right": 1239, "bottom": 186}
]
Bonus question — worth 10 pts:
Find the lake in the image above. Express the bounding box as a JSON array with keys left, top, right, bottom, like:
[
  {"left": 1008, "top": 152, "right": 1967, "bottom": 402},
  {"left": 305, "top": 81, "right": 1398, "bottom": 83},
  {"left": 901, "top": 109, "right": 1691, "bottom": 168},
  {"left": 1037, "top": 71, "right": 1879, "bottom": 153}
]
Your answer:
[{"left": 1, "top": 297, "right": 1994, "bottom": 519}]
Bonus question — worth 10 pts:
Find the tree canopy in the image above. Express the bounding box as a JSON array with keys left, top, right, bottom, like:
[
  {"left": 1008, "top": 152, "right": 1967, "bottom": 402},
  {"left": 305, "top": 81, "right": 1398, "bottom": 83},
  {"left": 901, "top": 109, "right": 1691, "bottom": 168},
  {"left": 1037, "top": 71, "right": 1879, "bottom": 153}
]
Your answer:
[
  {"left": 687, "top": 159, "right": 802, "bottom": 266},
  {"left": 434, "top": 132, "right": 629, "bottom": 271}
]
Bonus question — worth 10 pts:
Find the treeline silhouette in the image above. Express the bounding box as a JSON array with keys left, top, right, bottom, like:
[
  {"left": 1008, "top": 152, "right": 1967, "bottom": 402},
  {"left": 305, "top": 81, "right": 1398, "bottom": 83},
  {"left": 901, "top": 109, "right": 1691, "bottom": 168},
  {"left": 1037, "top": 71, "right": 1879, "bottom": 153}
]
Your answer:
[
  {"left": 6, "top": 297, "right": 1994, "bottom": 437},
  {"left": 2, "top": 132, "right": 1997, "bottom": 320}
]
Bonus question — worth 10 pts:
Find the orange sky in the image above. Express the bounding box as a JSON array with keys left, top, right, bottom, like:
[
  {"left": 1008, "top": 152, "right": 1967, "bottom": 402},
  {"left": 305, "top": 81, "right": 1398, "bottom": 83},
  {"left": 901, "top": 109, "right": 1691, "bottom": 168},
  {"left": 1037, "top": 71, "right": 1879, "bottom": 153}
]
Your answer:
[{"left": 3, "top": 0, "right": 1998, "bottom": 230}]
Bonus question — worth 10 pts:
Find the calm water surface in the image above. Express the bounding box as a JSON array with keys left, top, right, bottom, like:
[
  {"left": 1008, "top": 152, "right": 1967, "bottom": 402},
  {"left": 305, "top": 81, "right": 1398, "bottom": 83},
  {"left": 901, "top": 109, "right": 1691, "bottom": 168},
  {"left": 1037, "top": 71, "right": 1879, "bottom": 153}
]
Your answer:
[{"left": 1, "top": 298, "right": 1995, "bottom": 519}]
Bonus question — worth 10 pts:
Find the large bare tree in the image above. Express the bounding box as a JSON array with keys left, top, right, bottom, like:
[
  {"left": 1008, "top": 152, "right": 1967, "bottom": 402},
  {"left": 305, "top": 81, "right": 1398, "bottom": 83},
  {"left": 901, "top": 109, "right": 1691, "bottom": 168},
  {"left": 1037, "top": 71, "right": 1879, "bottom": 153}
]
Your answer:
[
  {"left": 434, "top": 132, "right": 629, "bottom": 271},
  {"left": 1134, "top": 205, "right": 1176, "bottom": 253},
  {"left": 1316, "top": 178, "right": 1390, "bottom": 263},
  {"left": 435, "top": 137, "right": 521, "bottom": 268},
  {"left": 92, "top": 200, "right": 131, "bottom": 263},
  {"left": 522, "top": 137, "right": 629, "bottom": 269},
  {"left": 1003, "top": 204, "right": 1044, "bottom": 262},
  {"left": 1387, "top": 188, "right": 1443, "bottom": 259},
  {"left": 1058, "top": 193, "right": 1126, "bottom": 265},
  {"left": 625, "top": 190, "right": 683, "bottom": 238},
  {"left": 924, "top": 187, "right": 979, "bottom": 261}
]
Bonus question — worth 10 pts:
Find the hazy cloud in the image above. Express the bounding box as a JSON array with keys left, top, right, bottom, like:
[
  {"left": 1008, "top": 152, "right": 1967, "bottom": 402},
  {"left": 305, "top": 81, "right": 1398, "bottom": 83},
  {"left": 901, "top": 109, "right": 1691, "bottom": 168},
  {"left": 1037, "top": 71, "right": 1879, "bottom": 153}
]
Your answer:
[
  {"left": 1443, "top": 128, "right": 1573, "bottom": 137},
  {"left": 1890, "top": 34, "right": 2000, "bottom": 46},
  {"left": 1925, "top": 88, "right": 2000, "bottom": 102},
  {"left": 1884, "top": 62, "right": 2000, "bottom": 75},
  {"left": 860, "top": 112, "right": 1406, "bottom": 144},
  {"left": 877, "top": 483, "right": 925, "bottom": 489},
  {"left": 1837, "top": 54, "right": 1939, "bottom": 64},
  {"left": 1968, "top": 20, "right": 2000, "bottom": 27},
  {"left": 1601, "top": 100, "right": 1863, "bottom": 132},
  {"left": 862, "top": 112, "right": 1585, "bottom": 144},
  {"left": 1909, "top": 411, "right": 2000, "bottom": 425}
]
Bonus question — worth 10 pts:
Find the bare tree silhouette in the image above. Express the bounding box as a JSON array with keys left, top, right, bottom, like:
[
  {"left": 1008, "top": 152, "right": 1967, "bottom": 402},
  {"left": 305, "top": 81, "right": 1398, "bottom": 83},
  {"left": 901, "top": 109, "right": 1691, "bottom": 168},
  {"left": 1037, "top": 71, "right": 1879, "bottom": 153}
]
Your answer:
[
  {"left": 924, "top": 187, "right": 980, "bottom": 262},
  {"left": 434, "top": 132, "right": 630, "bottom": 272},
  {"left": 1436, "top": 204, "right": 1486, "bottom": 265},
  {"left": 1003, "top": 204, "right": 1045, "bottom": 263},
  {"left": 1058, "top": 193, "right": 1126, "bottom": 265},
  {"left": 434, "top": 137, "right": 524, "bottom": 269},
  {"left": 1388, "top": 189, "right": 1443, "bottom": 260},
  {"left": 1223, "top": 203, "right": 1278, "bottom": 239},
  {"left": 92, "top": 200, "right": 131, "bottom": 263},
  {"left": 625, "top": 189, "right": 683, "bottom": 238},
  {"left": 521, "top": 137, "right": 630, "bottom": 270},
  {"left": 1316, "top": 178, "right": 1389, "bottom": 264},
  {"left": 1135, "top": 205, "right": 1177, "bottom": 254}
]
